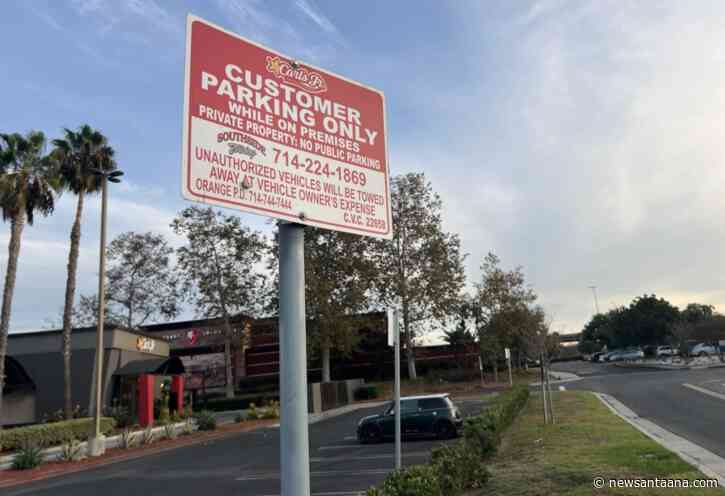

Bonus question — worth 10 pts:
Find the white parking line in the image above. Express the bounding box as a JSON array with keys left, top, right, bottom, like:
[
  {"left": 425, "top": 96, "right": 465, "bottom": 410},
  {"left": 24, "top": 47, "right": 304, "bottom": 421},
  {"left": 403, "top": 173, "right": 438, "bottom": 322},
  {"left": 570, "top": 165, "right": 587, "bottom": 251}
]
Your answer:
[
  {"left": 343, "top": 436, "right": 356, "bottom": 440},
  {"left": 236, "top": 469, "right": 390, "bottom": 481},
  {"left": 682, "top": 383, "right": 725, "bottom": 401}
]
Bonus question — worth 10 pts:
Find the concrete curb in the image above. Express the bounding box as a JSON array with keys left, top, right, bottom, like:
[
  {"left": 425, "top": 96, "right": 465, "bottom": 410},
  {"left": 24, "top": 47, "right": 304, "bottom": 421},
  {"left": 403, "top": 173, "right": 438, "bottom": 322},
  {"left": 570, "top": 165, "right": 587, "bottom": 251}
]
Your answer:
[
  {"left": 309, "top": 401, "right": 386, "bottom": 425},
  {"left": 594, "top": 392, "right": 725, "bottom": 487}
]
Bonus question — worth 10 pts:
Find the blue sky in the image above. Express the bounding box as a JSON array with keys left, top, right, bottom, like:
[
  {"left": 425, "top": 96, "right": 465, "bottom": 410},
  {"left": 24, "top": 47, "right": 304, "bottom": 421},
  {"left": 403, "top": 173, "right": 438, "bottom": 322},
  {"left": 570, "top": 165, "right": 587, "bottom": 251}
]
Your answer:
[{"left": 3, "top": 1, "right": 725, "bottom": 338}]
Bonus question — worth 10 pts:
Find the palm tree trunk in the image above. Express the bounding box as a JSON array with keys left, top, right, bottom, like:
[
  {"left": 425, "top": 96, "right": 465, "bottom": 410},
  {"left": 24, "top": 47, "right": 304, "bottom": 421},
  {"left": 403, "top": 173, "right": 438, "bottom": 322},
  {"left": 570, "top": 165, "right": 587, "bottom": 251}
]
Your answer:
[
  {"left": 0, "top": 212, "right": 25, "bottom": 427},
  {"left": 62, "top": 191, "right": 85, "bottom": 419}
]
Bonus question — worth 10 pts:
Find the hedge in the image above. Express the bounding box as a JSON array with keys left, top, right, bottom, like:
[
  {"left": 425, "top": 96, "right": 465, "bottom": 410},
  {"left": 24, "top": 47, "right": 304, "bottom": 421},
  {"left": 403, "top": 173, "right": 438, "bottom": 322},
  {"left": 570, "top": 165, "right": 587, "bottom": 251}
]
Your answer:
[
  {"left": 0, "top": 417, "right": 116, "bottom": 452},
  {"left": 200, "top": 393, "right": 279, "bottom": 412},
  {"left": 354, "top": 385, "right": 379, "bottom": 401},
  {"left": 366, "top": 385, "right": 529, "bottom": 496}
]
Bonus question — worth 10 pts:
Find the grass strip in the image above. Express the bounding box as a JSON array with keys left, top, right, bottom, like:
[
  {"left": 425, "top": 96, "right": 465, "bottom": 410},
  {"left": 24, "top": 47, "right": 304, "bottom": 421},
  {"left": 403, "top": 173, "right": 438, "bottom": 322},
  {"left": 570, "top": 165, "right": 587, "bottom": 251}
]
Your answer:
[{"left": 478, "top": 391, "right": 720, "bottom": 495}]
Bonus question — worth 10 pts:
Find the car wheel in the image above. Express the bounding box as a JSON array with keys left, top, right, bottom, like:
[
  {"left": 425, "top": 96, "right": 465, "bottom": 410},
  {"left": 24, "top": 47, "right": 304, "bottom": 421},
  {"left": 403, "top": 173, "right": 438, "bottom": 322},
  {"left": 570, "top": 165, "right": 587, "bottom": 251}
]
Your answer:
[
  {"left": 435, "top": 421, "right": 457, "bottom": 440},
  {"left": 699, "top": 352, "right": 707, "bottom": 357},
  {"left": 360, "top": 425, "right": 382, "bottom": 444}
]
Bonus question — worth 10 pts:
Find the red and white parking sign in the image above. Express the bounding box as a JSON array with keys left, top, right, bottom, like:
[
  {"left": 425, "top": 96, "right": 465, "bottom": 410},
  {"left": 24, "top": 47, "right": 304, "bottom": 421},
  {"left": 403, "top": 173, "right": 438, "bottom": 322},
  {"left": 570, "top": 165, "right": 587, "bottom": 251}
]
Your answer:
[{"left": 182, "top": 15, "right": 392, "bottom": 238}]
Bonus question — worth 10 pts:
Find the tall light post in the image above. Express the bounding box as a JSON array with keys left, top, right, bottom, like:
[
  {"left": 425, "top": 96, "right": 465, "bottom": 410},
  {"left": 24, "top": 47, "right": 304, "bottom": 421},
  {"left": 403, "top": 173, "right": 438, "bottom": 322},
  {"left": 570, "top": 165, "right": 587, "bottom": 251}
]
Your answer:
[
  {"left": 88, "top": 168, "right": 123, "bottom": 457},
  {"left": 588, "top": 286, "right": 600, "bottom": 315}
]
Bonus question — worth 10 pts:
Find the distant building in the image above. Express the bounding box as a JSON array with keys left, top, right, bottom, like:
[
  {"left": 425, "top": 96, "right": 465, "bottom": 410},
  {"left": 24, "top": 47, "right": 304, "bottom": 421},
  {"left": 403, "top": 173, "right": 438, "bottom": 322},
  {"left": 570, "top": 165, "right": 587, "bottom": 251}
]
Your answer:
[{"left": 6, "top": 326, "right": 173, "bottom": 424}]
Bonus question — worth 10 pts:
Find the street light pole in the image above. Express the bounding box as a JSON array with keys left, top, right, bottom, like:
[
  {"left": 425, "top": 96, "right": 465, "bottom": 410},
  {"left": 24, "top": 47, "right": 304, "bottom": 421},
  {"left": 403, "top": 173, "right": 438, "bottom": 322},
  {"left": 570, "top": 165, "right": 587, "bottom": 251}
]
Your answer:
[
  {"left": 588, "top": 286, "right": 600, "bottom": 315},
  {"left": 89, "top": 168, "right": 123, "bottom": 457}
]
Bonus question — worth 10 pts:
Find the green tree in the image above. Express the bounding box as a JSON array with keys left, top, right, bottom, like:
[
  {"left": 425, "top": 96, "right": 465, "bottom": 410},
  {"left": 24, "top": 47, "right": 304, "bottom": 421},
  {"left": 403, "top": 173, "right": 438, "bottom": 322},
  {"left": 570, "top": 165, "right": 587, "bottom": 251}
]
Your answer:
[
  {"left": 52, "top": 124, "right": 117, "bottom": 419},
  {"left": 474, "top": 252, "right": 537, "bottom": 377},
  {"left": 369, "top": 173, "right": 466, "bottom": 379},
  {"left": 268, "top": 226, "right": 377, "bottom": 382},
  {"left": 443, "top": 303, "right": 476, "bottom": 371},
  {"left": 105, "top": 231, "right": 180, "bottom": 328},
  {"left": 304, "top": 228, "right": 376, "bottom": 382},
  {"left": 681, "top": 303, "right": 714, "bottom": 324},
  {"left": 578, "top": 312, "right": 612, "bottom": 353},
  {"left": 0, "top": 131, "right": 57, "bottom": 424},
  {"left": 579, "top": 294, "right": 680, "bottom": 349},
  {"left": 171, "top": 206, "right": 267, "bottom": 398}
]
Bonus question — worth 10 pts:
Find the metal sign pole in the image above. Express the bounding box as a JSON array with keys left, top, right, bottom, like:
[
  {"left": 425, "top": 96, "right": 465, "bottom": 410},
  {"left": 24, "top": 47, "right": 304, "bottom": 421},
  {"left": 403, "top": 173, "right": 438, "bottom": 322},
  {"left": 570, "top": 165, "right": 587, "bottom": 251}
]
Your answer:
[
  {"left": 279, "top": 223, "right": 310, "bottom": 496},
  {"left": 478, "top": 355, "right": 485, "bottom": 387},
  {"left": 508, "top": 357, "right": 513, "bottom": 387},
  {"left": 394, "top": 308, "right": 402, "bottom": 471}
]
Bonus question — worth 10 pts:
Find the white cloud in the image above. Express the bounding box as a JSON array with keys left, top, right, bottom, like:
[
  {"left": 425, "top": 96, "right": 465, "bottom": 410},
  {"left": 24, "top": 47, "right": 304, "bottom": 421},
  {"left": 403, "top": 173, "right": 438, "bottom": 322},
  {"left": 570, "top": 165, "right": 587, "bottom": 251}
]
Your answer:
[{"left": 294, "top": 0, "right": 344, "bottom": 45}]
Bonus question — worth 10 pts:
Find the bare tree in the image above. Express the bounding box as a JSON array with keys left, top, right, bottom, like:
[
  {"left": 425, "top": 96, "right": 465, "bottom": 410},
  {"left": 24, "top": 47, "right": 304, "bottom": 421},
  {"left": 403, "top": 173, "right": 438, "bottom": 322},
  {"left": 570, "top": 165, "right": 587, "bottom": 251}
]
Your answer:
[{"left": 105, "top": 231, "right": 180, "bottom": 328}]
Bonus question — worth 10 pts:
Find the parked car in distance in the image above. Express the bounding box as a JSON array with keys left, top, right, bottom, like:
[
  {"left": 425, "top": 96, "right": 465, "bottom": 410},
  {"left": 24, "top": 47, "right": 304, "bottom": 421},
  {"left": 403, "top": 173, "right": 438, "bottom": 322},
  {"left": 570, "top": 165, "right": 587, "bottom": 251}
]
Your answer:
[
  {"left": 656, "top": 345, "right": 679, "bottom": 358},
  {"left": 691, "top": 343, "right": 719, "bottom": 357},
  {"left": 600, "top": 350, "right": 623, "bottom": 362},
  {"left": 356, "top": 394, "right": 463, "bottom": 443},
  {"left": 590, "top": 351, "right": 606, "bottom": 362},
  {"left": 618, "top": 348, "right": 644, "bottom": 361}
]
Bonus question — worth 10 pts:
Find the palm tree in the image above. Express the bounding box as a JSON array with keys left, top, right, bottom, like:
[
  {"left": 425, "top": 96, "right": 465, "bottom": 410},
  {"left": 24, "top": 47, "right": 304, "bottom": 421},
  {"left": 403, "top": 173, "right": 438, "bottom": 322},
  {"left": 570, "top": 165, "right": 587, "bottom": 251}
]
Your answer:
[
  {"left": 0, "top": 131, "right": 57, "bottom": 424},
  {"left": 52, "top": 125, "right": 116, "bottom": 419}
]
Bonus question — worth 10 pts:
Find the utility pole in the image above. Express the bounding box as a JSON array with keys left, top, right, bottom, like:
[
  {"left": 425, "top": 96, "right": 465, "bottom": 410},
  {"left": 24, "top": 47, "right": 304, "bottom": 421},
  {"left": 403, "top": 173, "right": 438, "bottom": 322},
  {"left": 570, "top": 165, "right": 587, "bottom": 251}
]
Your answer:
[
  {"left": 279, "top": 222, "right": 310, "bottom": 496},
  {"left": 588, "top": 286, "right": 600, "bottom": 315},
  {"left": 394, "top": 308, "right": 401, "bottom": 471},
  {"left": 89, "top": 168, "right": 123, "bottom": 457}
]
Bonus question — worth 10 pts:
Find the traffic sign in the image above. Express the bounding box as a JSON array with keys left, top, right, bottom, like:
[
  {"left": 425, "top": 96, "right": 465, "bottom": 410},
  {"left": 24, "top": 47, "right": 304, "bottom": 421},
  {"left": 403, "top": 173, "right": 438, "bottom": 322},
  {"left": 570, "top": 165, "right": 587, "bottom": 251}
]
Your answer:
[
  {"left": 504, "top": 347, "right": 511, "bottom": 360},
  {"left": 182, "top": 15, "right": 392, "bottom": 239}
]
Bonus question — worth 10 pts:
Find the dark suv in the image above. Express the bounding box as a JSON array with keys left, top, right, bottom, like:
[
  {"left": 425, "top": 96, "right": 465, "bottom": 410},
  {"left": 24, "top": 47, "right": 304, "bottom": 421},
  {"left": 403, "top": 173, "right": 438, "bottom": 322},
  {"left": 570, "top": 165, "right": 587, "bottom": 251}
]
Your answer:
[{"left": 356, "top": 394, "right": 462, "bottom": 443}]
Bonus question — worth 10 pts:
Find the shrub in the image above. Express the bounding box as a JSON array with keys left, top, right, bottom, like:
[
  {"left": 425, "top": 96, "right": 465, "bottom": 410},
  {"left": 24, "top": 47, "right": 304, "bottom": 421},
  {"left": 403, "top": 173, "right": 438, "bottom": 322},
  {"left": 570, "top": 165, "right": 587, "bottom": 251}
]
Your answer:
[
  {"left": 104, "top": 403, "right": 133, "bottom": 429},
  {"left": 354, "top": 385, "right": 380, "bottom": 401},
  {"left": 247, "top": 400, "right": 280, "bottom": 420},
  {"left": 431, "top": 444, "right": 489, "bottom": 492},
  {"left": 119, "top": 428, "right": 136, "bottom": 449},
  {"left": 12, "top": 442, "right": 43, "bottom": 470},
  {"left": 140, "top": 427, "right": 155, "bottom": 446},
  {"left": 234, "top": 413, "right": 245, "bottom": 423},
  {"left": 366, "top": 465, "right": 441, "bottom": 496},
  {"left": 0, "top": 417, "right": 115, "bottom": 452},
  {"left": 194, "top": 410, "right": 217, "bottom": 431},
  {"left": 164, "top": 424, "right": 178, "bottom": 440},
  {"left": 158, "top": 405, "right": 171, "bottom": 426},
  {"left": 181, "top": 419, "right": 195, "bottom": 436},
  {"left": 203, "top": 394, "right": 279, "bottom": 412},
  {"left": 42, "top": 404, "right": 83, "bottom": 424},
  {"left": 368, "top": 386, "right": 529, "bottom": 495},
  {"left": 59, "top": 439, "right": 84, "bottom": 462}
]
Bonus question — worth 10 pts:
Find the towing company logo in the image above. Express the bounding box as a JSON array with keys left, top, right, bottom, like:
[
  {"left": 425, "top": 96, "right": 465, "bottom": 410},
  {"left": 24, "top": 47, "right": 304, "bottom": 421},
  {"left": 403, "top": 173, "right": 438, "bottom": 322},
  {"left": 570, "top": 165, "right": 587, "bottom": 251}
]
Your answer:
[
  {"left": 266, "top": 56, "right": 328, "bottom": 94},
  {"left": 217, "top": 131, "right": 266, "bottom": 159}
]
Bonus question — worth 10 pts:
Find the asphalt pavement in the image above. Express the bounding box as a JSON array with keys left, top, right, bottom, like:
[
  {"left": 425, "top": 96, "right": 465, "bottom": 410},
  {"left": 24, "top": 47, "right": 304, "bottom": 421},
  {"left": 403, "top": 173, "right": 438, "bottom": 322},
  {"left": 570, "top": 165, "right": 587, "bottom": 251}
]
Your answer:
[
  {"left": 0, "top": 398, "right": 490, "bottom": 496},
  {"left": 553, "top": 360, "right": 725, "bottom": 460}
]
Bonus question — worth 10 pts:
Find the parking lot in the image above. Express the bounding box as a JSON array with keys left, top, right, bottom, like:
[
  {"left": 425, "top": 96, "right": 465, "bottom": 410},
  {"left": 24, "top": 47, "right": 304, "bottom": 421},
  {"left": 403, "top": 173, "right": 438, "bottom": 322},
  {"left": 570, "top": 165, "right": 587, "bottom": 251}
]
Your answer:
[{"left": 2, "top": 397, "right": 492, "bottom": 496}]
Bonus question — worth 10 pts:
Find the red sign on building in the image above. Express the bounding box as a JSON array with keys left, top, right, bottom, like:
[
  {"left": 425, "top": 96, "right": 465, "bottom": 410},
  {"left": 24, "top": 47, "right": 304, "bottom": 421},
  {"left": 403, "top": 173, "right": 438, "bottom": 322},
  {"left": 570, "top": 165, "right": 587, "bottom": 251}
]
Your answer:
[{"left": 182, "top": 15, "right": 392, "bottom": 239}]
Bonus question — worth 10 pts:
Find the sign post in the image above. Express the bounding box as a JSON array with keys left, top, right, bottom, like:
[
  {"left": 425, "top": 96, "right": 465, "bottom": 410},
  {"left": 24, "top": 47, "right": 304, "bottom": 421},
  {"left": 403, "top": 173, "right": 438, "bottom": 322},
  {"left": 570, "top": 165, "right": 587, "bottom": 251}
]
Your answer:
[
  {"left": 478, "top": 355, "right": 485, "bottom": 387},
  {"left": 182, "top": 15, "right": 391, "bottom": 496},
  {"left": 279, "top": 222, "right": 309, "bottom": 495},
  {"left": 388, "top": 308, "right": 402, "bottom": 471},
  {"left": 505, "top": 347, "right": 513, "bottom": 387}
]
